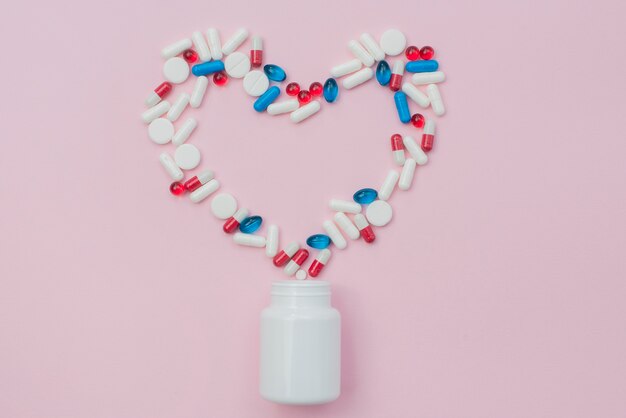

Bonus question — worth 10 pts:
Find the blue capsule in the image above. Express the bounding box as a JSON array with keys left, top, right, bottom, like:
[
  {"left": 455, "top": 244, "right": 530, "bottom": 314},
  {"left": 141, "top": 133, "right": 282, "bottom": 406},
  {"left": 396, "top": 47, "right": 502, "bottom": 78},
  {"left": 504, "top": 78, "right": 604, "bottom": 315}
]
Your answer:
[
  {"left": 353, "top": 188, "right": 378, "bottom": 204},
  {"left": 394, "top": 91, "right": 411, "bottom": 123},
  {"left": 376, "top": 60, "right": 391, "bottom": 86},
  {"left": 306, "top": 234, "right": 331, "bottom": 249},
  {"left": 239, "top": 216, "right": 263, "bottom": 234},
  {"left": 253, "top": 86, "right": 281, "bottom": 112},
  {"left": 192, "top": 60, "right": 225, "bottom": 76},
  {"left": 263, "top": 64, "right": 286, "bottom": 82},
  {"left": 323, "top": 78, "right": 338, "bottom": 103},
  {"left": 405, "top": 60, "right": 439, "bottom": 73}
]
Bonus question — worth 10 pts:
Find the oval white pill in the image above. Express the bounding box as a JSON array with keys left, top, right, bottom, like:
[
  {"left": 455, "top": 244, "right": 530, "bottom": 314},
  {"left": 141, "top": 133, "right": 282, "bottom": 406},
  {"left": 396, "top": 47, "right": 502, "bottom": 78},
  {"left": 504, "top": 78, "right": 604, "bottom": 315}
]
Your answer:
[
  {"left": 224, "top": 51, "right": 251, "bottom": 78},
  {"left": 174, "top": 144, "right": 201, "bottom": 170},
  {"left": 148, "top": 118, "right": 174, "bottom": 144},
  {"left": 380, "top": 29, "right": 406, "bottom": 56},
  {"left": 366, "top": 200, "right": 393, "bottom": 227},
  {"left": 163, "top": 57, "right": 190, "bottom": 84},
  {"left": 243, "top": 70, "right": 269, "bottom": 96},
  {"left": 211, "top": 193, "right": 238, "bottom": 219}
]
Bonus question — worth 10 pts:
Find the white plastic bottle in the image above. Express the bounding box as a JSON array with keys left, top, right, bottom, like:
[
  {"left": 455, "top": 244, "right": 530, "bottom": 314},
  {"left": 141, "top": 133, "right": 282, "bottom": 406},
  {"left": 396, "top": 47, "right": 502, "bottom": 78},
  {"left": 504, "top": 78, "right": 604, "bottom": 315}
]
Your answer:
[{"left": 260, "top": 280, "right": 341, "bottom": 405}]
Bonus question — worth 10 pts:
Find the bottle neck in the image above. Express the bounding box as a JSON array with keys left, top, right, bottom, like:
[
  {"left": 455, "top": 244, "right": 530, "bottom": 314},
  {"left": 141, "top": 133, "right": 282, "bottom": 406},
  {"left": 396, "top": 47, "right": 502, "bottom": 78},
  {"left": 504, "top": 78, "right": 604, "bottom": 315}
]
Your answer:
[{"left": 270, "top": 281, "right": 331, "bottom": 308}]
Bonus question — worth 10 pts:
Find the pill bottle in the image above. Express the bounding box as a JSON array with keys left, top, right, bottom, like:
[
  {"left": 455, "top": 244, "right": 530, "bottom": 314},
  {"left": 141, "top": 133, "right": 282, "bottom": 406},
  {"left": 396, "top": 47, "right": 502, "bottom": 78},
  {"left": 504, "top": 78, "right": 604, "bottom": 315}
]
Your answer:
[{"left": 260, "top": 280, "right": 341, "bottom": 405}]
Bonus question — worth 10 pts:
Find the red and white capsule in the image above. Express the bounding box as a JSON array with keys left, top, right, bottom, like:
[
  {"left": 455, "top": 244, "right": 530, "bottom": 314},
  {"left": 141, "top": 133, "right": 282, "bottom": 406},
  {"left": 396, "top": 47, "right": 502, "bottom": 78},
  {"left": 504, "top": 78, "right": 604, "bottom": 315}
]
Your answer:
[
  {"left": 284, "top": 249, "right": 310, "bottom": 276},
  {"left": 223, "top": 208, "right": 248, "bottom": 233},
  {"left": 251, "top": 36, "right": 263, "bottom": 68},
  {"left": 421, "top": 120, "right": 436, "bottom": 152},
  {"left": 183, "top": 169, "right": 214, "bottom": 192},
  {"left": 273, "top": 242, "right": 300, "bottom": 267},
  {"left": 391, "top": 134, "right": 406, "bottom": 166},
  {"left": 308, "top": 249, "right": 331, "bottom": 278},
  {"left": 389, "top": 61, "right": 404, "bottom": 92},
  {"left": 354, "top": 214, "right": 375, "bottom": 243},
  {"left": 145, "top": 82, "right": 172, "bottom": 107}
]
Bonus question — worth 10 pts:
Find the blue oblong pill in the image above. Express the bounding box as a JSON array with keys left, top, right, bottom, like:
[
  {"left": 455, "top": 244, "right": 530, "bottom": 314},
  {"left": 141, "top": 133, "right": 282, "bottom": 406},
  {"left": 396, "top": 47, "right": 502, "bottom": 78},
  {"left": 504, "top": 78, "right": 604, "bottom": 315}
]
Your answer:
[
  {"left": 323, "top": 78, "right": 338, "bottom": 103},
  {"left": 394, "top": 91, "right": 411, "bottom": 123},
  {"left": 192, "top": 60, "right": 225, "bottom": 76},
  {"left": 376, "top": 60, "right": 391, "bottom": 86},
  {"left": 306, "top": 234, "right": 331, "bottom": 249},
  {"left": 353, "top": 188, "right": 378, "bottom": 204},
  {"left": 405, "top": 60, "right": 439, "bottom": 73},
  {"left": 263, "top": 64, "right": 286, "bottom": 82},
  {"left": 253, "top": 86, "right": 281, "bottom": 112},
  {"left": 239, "top": 216, "right": 263, "bottom": 234}
]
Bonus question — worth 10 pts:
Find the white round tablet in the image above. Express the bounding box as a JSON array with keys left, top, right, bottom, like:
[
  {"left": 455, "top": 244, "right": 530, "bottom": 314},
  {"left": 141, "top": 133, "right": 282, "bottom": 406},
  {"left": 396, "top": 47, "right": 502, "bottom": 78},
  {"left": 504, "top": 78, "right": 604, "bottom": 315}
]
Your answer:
[
  {"left": 224, "top": 51, "right": 251, "bottom": 78},
  {"left": 147, "top": 118, "right": 174, "bottom": 144},
  {"left": 174, "top": 144, "right": 201, "bottom": 170},
  {"left": 210, "top": 193, "right": 238, "bottom": 219},
  {"left": 163, "top": 57, "right": 190, "bottom": 84},
  {"left": 295, "top": 269, "right": 307, "bottom": 281},
  {"left": 243, "top": 70, "right": 269, "bottom": 96},
  {"left": 379, "top": 29, "right": 406, "bottom": 56},
  {"left": 366, "top": 200, "right": 393, "bottom": 227}
]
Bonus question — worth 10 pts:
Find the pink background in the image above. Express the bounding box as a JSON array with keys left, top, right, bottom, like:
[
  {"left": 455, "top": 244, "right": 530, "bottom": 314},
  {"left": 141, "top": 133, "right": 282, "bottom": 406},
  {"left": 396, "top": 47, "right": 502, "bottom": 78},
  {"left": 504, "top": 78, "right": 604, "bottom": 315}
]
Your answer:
[{"left": 1, "top": 0, "right": 625, "bottom": 417}]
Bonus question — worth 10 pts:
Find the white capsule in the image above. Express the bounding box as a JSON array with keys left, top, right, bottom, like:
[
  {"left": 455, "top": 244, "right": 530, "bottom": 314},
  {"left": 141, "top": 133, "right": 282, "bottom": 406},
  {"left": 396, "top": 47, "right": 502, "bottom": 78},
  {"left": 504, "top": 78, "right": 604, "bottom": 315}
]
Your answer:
[
  {"left": 348, "top": 40, "right": 374, "bottom": 67},
  {"left": 172, "top": 117, "right": 197, "bottom": 146},
  {"left": 330, "top": 59, "right": 362, "bottom": 78},
  {"left": 424, "top": 119, "right": 436, "bottom": 135},
  {"left": 399, "top": 158, "right": 417, "bottom": 191},
  {"left": 342, "top": 68, "right": 373, "bottom": 89},
  {"left": 427, "top": 84, "right": 445, "bottom": 116},
  {"left": 142, "top": 101, "right": 171, "bottom": 123},
  {"left": 206, "top": 28, "right": 222, "bottom": 60},
  {"left": 403, "top": 136, "right": 428, "bottom": 165},
  {"left": 233, "top": 232, "right": 266, "bottom": 248},
  {"left": 190, "top": 179, "right": 220, "bottom": 203},
  {"left": 221, "top": 28, "right": 248, "bottom": 55},
  {"left": 359, "top": 33, "right": 385, "bottom": 61},
  {"left": 295, "top": 269, "right": 307, "bottom": 280},
  {"left": 323, "top": 220, "right": 347, "bottom": 250},
  {"left": 161, "top": 38, "right": 192, "bottom": 59},
  {"left": 379, "top": 170, "right": 400, "bottom": 201},
  {"left": 354, "top": 213, "right": 370, "bottom": 231},
  {"left": 401, "top": 82, "right": 430, "bottom": 108},
  {"left": 159, "top": 152, "right": 183, "bottom": 181},
  {"left": 334, "top": 212, "right": 360, "bottom": 240},
  {"left": 266, "top": 225, "right": 279, "bottom": 257},
  {"left": 412, "top": 71, "right": 446, "bottom": 85},
  {"left": 329, "top": 199, "right": 361, "bottom": 214},
  {"left": 167, "top": 93, "right": 190, "bottom": 122},
  {"left": 190, "top": 76, "right": 209, "bottom": 108},
  {"left": 267, "top": 99, "right": 299, "bottom": 115},
  {"left": 290, "top": 100, "right": 321, "bottom": 123},
  {"left": 192, "top": 31, "right": 211, "bottom": 61}
]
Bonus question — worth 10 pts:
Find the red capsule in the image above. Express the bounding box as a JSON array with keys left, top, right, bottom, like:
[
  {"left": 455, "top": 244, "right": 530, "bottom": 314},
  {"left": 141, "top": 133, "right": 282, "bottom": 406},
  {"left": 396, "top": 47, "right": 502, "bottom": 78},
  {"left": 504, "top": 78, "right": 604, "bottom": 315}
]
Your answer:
[
  {"left": 391, "top": 133, "right": 404, "bottom": 151},
  {"left": 273, "top": 242, "right": 300, "bottom": 267},
  {"left": 182, "top": 49, "right": 199, "bottom": 63},
  {"left": 169, "top": 181, "right": 186, "bottom": 196},
  {"left": 251, "top": 36, "right": 263, "bottom": 67},
  {"left": 411, "top": 113, "right": 425, "bottom": 128},
  {"left": 308, "top": 249, "right": 331, "bottom": 278},
  {"left": 405, "top": 45, "right": 420, "bottom": 61},
  {"left": 183, "top": 170, "right": 214, "bottom": 192},
  {"left": 146, "top": 81, "right": 172, "bottom": 107},
  {"left": 286, "top": 82, "right": 300, "bottom": 96},
  {"left": 291, "top": 249, "right": 309, "bottom": 265},
  {"left": 422, "top": 120, "right": 435, "bottom": 152},
  {"left": 213, "top": 71, "right": 228, "bottom": 86},
  {"left": 309, "top": 82, "right": 323, "bottom": 96},
  {"left": 223, "top": 209, "right": 249, "bottom": 234},
  {"left": 420, "top": 46, "right": 435, "bottom": 60},
  {"left": 297, "top": 90, "right": 312, "bottom": 105},
  {"left": 389, "top": 61, "right": 404, "bottom": 92},
  {"left": 360, "top": 226, "right": 376, "bottom": 243}
]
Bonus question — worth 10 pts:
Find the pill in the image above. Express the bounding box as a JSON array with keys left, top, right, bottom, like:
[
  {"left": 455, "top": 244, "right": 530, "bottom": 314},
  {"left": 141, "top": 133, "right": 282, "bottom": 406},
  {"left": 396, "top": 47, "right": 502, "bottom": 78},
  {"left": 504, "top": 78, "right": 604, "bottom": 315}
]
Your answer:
[
  {"left": 251, "top": 36, "right": 263, "bottom": 67},
  {"left": 412, "top": 71, "right": 446, "bottom": 85},
  {"left": 310, "top": 82, "right": 323, "bottom": 96},
  {"left": 359, "top": 33, "right": 385, "bottom": 61},
  {"left": 323, "top": 78, "right": 338, "bottom": 103},
  {"left": 389, "top": 61, "right": 404, "bottom": 91},
  {"left": 354, "top": 214, "right": 375, "bottom": 243},
  {"left": 184, "top": 169, "right": 214, "bottom": 192},
  {"left": 213, "top": 71, "right": 228, "bottom": 86},
  {"left": 273, "top": 242, "right": 299, "bottom": 267},
  {"left": 376, "top": 60, "right": 391, "bottom": 86},
  {"left": 343, "top": 67, "right": 373, "bottom": 89},
  {"left": 172, "top": 117, "right": 197, "bottom": 146},
  {"left": 379, "top": 170, "right": 400, "bottom": 201},
  {"left": 330, "top": 59, "right": 362, "bottom": 78},
  {"left": 284, "top": 249, "right": 309, "bottom": 276},
  {"left": 221, "top": 28, "right": 248, "bottom": 55},
  {"left": 267, "top": 99, "right": 299, "bottom": 115},
  {"left": 366, "top": 200, "right": 393, "bottom": 227},
  {"left": 233, "top": 232, "right": 266, "bottom": 248},
  {"left": 206, "top": 28, "right": 222, "bottom": 60},
  {"left": 420, "top": 45, "right": 435, "bottom": 60},
  {"left": 290, "top": 100, "right": 320, "bottom": 123},
  {"left": 243, "top": 70, "right": 270, "bottom": 96},
  {"left": 401, "top": 82, "right": 430, "bottom": 108},
  {"left": 183, "top": 49, "right": 198, "bottom": 63},
  {"left": 405, "top": 60, "right": 439, "bottom": 73},
  {"left": 411, "top": 113, "right": 425, "bottom": 128},
  {"left": 170, "top": 182, "right": 186, "bottom": 196},
  {"left": 329, "top": 199, "right": 361, "bottom": 214},
  {"left": 142, "top": 101, "right": 170, "bottom": 123},
  {"left": 148, "top": 118, "right": 175, "bottom": 144},
  {"left": 265, "top": 225, "right": 279, "bottom": 257},
  {"left": 159, "top": 152, "right": 183, "bottom": 181},
  {"left": 145, "top": 82, "right": 172, "bottom": 107},
  {"left": 239, "top": 215, "right": 262, "bottom": 234},
  {"left": 390, "top": 133, "right": 406, "bottom": 166},
  {"left": 254, "top": 86, "right": 281, "bottom": 112},
  {"left": 309, "top": 249, "right": 331, "bottom": 277},
  {"left": 161, "top": 38, "right": 192, "bottom": 59},
  {"left": 189, "top": 179, "right": 220, "bottom": 203},
  {"left": 224, "top": 51, "right": 251, "bottom": 78},
  {"left": 348, "top": 40, "right": 374, "bottom": 67},
  {"left": 379, "top": 29, "right": 406, "bottom": 56},
  {"left": 264, "top": 64, "right": 286, "bottom": 82},
  {"left": 223, "top": 208, "right": 249, "bottom": 233},
  {"left": 286, "top": 82, "right": 300, "bottom": 96},
  {"left": 191, "top": 31, "right": 211, "bottom": 61},
  {"left": 295, "top": 269, "right": 308, "bottom": 280},
  {"left": 163, "top": 57, "right": 190, "bottom": 84},
  {"left": 427, "top": 84, "right": 445, "bottom": 116},
  {"left": 394, "top": 91, "right": 411, "bottom": 123},
  {"left": 211, "top": 193, "right": 238, "bottom": 219},
  {"left": 167, "top": 93, "right": 190, "bottom": 122},
  {"left": 323, "top": 220, "right": 347, "bottom": 250},
  {"left": 422, "top": 119, "right": 436, "bottom": 152},
  {"left": 334, "top": 212, "right": 360, "bottom": 240},
  {"left": 174, "top": 144, "right": 201, "bottom": 170},
  {"left": 399, "top": 158, "right": 416, "bottom": 190},
  {"left": 403, "top": 135, "right": 428, "bottom": 165},
  {"left": 190, "top": 76, "right": 209, "bottom": 108},
  {"left": 298, "top": 90, "right": 312, "bottom": 105},
  {"left": 405, "top": 45, "right": 420, "bottom": 61},
  {"left": 353, "top": 188, "right": 378, "bottom": 204},
  {"left": 306, "top": 234, "right": 331, "bottom": 249},
  {"left": 192, "top": 60, "right": 225, "bottom": 76}
]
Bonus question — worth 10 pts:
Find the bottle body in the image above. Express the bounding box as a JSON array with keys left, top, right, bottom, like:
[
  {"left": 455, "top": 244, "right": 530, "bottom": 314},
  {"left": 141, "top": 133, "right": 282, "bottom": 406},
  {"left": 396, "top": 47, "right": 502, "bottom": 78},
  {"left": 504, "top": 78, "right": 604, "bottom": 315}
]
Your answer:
[{"left": 260, "top": 281, "right": 341, "bottom": 405}]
